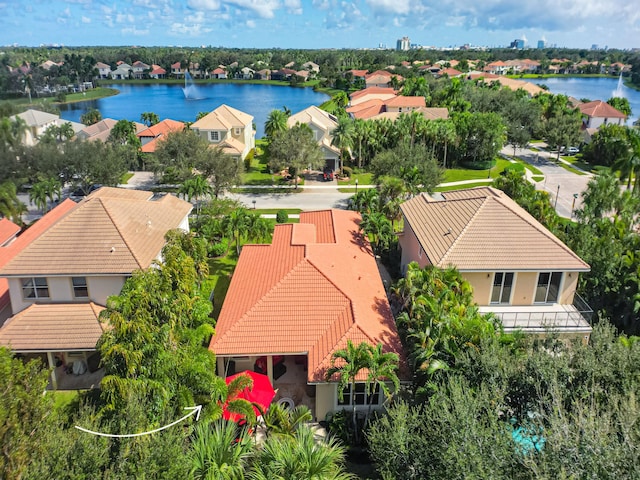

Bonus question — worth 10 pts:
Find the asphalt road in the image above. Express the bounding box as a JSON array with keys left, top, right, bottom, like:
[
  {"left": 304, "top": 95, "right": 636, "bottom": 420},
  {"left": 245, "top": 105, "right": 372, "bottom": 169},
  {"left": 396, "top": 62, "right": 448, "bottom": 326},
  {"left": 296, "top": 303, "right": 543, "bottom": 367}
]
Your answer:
[
  {"left": 502, "top": 145, "right": 593, "bottom": 218},
  {"left": 225, "top": 190, "right": 352, "bottom": 211}
]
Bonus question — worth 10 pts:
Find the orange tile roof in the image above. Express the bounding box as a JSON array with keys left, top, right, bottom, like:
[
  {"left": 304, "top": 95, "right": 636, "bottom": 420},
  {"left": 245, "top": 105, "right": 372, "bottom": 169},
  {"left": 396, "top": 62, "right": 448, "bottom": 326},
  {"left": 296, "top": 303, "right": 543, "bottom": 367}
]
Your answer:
[
  {"left": 0, "top": 218, "right": 20, "bottom": 246},
  {"left": 440, "top": 67, "right": 463, "bottom": 77},
  {"left": 0, "top": 188, "right": 192, "bottom": 276},
  {"left": 578, "top": 100, "right": 626, "bottom": 119},
  {"left": 209, "top": 209, "right": 404, "bottom": 383},
  {"left": 0, "top": 302, "right": 106, "bottom": 351},
  {"left": 385, "top": 96, "right": 426, "bottom": 108},
  {"left": 137, "top": 119, "right": 185, "bottom": 138},
  {"left": 401, "top": 187, "right": 590, "bottom": 272},
  {"left": 350, "top": 87, "right": 397, "bottom": 101}
]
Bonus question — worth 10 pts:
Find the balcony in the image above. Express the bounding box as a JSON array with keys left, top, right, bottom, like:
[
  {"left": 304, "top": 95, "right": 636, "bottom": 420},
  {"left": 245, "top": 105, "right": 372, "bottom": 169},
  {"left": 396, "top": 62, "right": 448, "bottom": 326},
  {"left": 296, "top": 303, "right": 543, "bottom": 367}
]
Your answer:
[{"left": 478, "top": 293, "right": 593, "bottom": 334}]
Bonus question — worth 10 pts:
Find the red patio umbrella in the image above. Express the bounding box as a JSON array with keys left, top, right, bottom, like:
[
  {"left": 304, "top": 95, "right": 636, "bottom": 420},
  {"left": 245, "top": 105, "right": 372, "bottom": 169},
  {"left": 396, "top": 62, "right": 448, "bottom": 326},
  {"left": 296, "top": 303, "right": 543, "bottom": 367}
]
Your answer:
[{"left": 222, "top": 370, "right": 276, "bottom": 422}]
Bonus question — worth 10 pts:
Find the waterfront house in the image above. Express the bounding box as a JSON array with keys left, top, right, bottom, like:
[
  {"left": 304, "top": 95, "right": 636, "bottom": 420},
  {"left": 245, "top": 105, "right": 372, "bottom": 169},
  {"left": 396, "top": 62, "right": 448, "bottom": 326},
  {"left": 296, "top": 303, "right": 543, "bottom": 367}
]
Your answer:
[
  {"left": 110, "top": 63, "right": 132, "bottom": 80},
  {"left": 191, "top": 105, "right": 255, "bottom": 161},
  {"left": 131, "top": 61, "right": 150, "bottom": 79},
  {"left": 76, "top": 118, "right": 145, "bottom": 143},
  {"left": 95, "top": 62, "right": 112, "bottom": 79},
  {"left": 287, "top": 106, "right": 341, "bottom": 174},
  {"left": 578, "top": 100, "right": 627, "bottom": 130},
  {"left": 398, "top": 187, "right": 592, "bottom": 341},
  {"left": 0, "top": 187, "right": 192, "bottom": 390},
  {"left": 9, "top": 110, "right": 84, "bottom": 146},
  {"left": 149, "top": 64, "right": 167, "bottom": 79},
  {"left": 211, "top": 67, "right": 227, "bottom": 79},
  {"left": 209, "top": 209, "right": 405, "bottom": 422},
  {"left": 137, "top": 119, "right": 185, "bottom": 153}
]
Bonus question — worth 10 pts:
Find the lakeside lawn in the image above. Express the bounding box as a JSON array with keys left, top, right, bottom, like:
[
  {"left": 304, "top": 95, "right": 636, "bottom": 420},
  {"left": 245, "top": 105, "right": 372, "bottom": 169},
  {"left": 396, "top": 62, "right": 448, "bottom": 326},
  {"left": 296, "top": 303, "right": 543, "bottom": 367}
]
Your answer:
[{"left": 5, "top": 87, "right": 119, "bottom": 108}]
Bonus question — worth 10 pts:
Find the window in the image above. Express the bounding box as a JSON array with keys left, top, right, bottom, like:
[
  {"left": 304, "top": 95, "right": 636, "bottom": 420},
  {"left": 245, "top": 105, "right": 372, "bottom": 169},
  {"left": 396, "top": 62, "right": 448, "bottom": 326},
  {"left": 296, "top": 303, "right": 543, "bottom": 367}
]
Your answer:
[
  {"left": 491, "top": 272, "right": 514, "bottom": 304},
  {"left": 535, "top": 272, "right": 562, "bottom": 303},
  {"left": 21, "top": 277, "right": 49, "bottom": 299},
  {"left": 210, "top": 131, "right": 219, "bottom": 142},
  {"left": 337, "top": 383, "right": 380, "bottom": 406},
  {"left": 72, "top": 277, "right": 88, "bottom": 298},
  {"left": 234, "top": 127, "right": 241, "bottom": 136},
  {"left": 418, "top": 245, "right": 423, "bottom": 259}
]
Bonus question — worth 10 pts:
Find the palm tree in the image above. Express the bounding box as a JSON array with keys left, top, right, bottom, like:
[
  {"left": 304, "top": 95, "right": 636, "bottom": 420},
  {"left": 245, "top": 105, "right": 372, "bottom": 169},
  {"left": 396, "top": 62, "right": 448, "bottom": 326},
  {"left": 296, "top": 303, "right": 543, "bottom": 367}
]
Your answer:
[
  {"left": 613, "top": 129, "right": 640, "bottom": 191},
  {"left": 223, "top": 208, "right": 250, "bottom": 256},
  {"left": 189, "top": 420, "right": 252, "bottom": 480},
  {"left": 331, "top": 117, "right": 354, "bottom": 175},
  {"left": 348, "top": 186, "right": 379, "bottom": 214},
  {"left": 246, "top": 212, "right": 272, "bottom": 243},
  {"left": 29, "top": 181, "right": 48, "bottom": 213},
  {"left": 325, "top": 340, "right": 372, "bottom": 443},
  {"left": 264, "top": 109, "right": 289, "bottom": 140},
  {"left": 249, "top": 425, "right": 355, "bottom": 480},
  {"left": 364, "top": 344, "right": 400, "bottom": 425},
  {"left": 360, "top": 211, "right": 393, "bottom": 254},
  {"left": 140, "top": 112, "right": 160, "bottom": 127},
  {"left": 0, "top": 182, "right": 26, "bottom": 224},
  {"left": 80, "top": 108, "right": 102, "bottom": 126},
  {"left": 262, "top": 403, "right": 312, "bottom": 437},
  {"left": 179, "top": 175, "right": 212, "bottom": 215}
]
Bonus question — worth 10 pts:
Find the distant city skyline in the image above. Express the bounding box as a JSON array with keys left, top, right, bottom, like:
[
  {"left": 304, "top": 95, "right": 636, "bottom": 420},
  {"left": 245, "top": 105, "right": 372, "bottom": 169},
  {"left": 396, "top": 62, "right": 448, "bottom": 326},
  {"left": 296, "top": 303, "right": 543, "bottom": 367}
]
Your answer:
[{"left": 0, "top": 1, "right": 637, "bottom": 51}]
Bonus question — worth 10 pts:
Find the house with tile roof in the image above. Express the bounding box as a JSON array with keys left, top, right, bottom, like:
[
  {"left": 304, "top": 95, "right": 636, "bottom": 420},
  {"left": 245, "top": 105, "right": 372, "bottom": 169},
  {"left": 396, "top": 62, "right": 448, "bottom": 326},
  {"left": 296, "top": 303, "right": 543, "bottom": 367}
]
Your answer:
[
  {"left": 347, "top": 90, "right": 437, "bottom": 121},
  {"left": 287, "top": 106, "right": 341, "bottom": 174},
  {"left": 211, "top": 67, "right": 228, "bottom": 79},
  {"left": 398, "top": 187, "right": 593, "bottom": 340},
  {"left": 191, "top": 104, "right": 255, "bottom": 160},
  {"left": 149, "top": 64, "right": 166, "bottom": 79},
  {"left": 578, "top": 100, "right": 627, "bottom": 130},
  {"left": 110, "top": 62, "right": 132, "bottom": 80},
  {"left": 349, "top": 87, "right": 397, "bottom": 107},
  {"left": 95, "top": 62, "right": 112, "bottom": 79},
  {"left": 76, "top": 118, "right": 146, "bottom": 143},
  {"left": 137, "top": 118, "right": 185, "bottom": 153},
  {"left": 209, "top": 209, "right": 405, "bottom": 421},
  {"left": 0, "top": 188, "right": 192, "bottom": 389},
  {"left": 364, "top": 70, "right": 403, "bottom": 88},
  {"left": 9, "top": 109, "right": 84, "bottom": 146},
  {"left": 171, "top": 61, "right": 185, "bottom": 78},
  {"left": 131, "top": 61, "right": 150, "bottom": 79}
]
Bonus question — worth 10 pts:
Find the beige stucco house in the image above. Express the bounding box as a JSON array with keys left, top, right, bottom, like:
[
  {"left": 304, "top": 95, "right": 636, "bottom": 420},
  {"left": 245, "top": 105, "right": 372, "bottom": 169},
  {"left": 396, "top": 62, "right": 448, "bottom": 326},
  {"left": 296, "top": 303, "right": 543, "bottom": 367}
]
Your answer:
[
  {"left": 0, "top": 187, "right": 192, "bottom": 389},
  {"left": 398, "top": 187, "right": 592, "bottom": 341},
  {"left": 287, "top": 106, "right": 341, "bottom": 173},
  {"left": 9, "top": 109, "right": 84, "bottom": 146},
  {"left": 191, "top": 104, "right": 255, "bottom": 161}
]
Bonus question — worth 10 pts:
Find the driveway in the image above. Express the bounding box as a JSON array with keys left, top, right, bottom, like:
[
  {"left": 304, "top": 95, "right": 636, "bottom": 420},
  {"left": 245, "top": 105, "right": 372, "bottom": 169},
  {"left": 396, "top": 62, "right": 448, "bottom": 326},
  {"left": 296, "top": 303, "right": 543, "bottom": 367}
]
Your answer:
[{"left": 502, "top": 145, "right": 593, "bottom": 218}]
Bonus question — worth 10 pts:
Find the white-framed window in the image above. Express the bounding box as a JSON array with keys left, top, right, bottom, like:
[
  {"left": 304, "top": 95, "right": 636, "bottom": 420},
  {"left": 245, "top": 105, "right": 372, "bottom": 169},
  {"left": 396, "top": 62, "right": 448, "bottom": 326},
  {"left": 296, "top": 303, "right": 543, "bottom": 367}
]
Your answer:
[
  {"left": 418, "top": 245, "right": 423, "bottom": 259},
  {"left": 234, "top": 127, "right": 241, "bottom": 136},
  {"left": 491, "top": 272, "right": 514, "bottom": 304},
  {"left": 535, "top": 272, "right": 562, "bottom": 303},
  {"left": 337, "top": 383, "right": 380, "bottom": 406},
  {"left": 21, "top": 277, "right": 49, "bottom": 299},
  {"left": 210, "top": 131, "right": 220, "bottom": 142},
  {"left": 72, "top": 276, "right": 89, "bottom": 298}
]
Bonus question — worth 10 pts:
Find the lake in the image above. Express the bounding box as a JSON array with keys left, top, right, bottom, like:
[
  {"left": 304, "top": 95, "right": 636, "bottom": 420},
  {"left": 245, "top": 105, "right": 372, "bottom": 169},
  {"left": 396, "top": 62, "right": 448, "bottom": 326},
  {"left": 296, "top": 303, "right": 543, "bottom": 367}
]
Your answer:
[
  {"left": 528, "top": 76, "right": 640, "bottom": 125},
  {"left": 59, "top": 83, "right": 330, "bottom": 138}
]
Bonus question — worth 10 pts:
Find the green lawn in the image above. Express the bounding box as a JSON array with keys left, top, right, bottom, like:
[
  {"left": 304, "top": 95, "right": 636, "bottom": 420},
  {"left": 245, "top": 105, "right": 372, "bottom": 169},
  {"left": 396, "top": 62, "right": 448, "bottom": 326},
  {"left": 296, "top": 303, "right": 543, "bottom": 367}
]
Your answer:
[
  {"left": 521, "top": 162, "right": 543, "bottom": 176},
  {"left": 443, "top": 158, "right": 511, "bottom": 183},
  {"left": 50, "top": 390, "right": 81, "bottom": 415},
  {"left": 435, "top": 181, "right": 495, "bottom": 192},
  {"left": 337, "top": 172, "right": 374, "bottom": 186},
  {"left": 205, "top": 255, "right": 238, "bottom": 320},
  {"left": 253, "top": 208, "right": 302, "bottom": 215},
  {"left": 120, "top": 172, "right": 134, "bottom": 184},
  {"left": 561, "top": 155, "right": 593, "bottom": 173},
  {"left": 531, "top": 175, "right": 545, "bottom": 182}
]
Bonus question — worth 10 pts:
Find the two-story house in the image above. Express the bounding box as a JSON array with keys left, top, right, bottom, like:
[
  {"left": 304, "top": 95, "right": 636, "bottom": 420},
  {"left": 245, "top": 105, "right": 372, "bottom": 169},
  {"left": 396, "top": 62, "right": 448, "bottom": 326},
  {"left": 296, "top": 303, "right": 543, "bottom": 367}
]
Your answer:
[
  {"left": 578, "top": 100, "right": 627, "bottom": 130},
  {"left": 9, "top": 110, "right": 84, "bottom": 146},
  {"left": 190, "top": 104, "right": 255, "bottom": 161},
  {"left": 287, "top": 106, "right": 341, "bottom": 174},
  {"left": 0, "top": 187, "right": 192, "bottom": 389},
  {"left": 95, "top": 62, "right": 112, "bottom": 79},
  {"left": 398, "top": 187, "right": 592, "bottom": 341},
  {"left": 131, "top": 61, "right": 150, "bottom": 79}
]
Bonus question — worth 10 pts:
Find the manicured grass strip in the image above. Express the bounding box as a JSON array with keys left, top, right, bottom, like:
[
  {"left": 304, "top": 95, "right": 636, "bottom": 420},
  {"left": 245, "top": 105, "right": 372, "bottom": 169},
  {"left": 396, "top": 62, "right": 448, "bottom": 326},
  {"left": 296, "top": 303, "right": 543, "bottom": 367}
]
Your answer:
[
  {"left": 443, "top": 158, "right": 511, "bottom": 182},
  {"left": 521, "top": 162, "right": 543, "bottom": 175},
  {"left": 558, "top": 162, "right": 588, "bottom": 176},
  {"left": 231, "top": 187, "right": 304, "bottom": 194},
  {"left": 531, "top": 176, "right": 545, "bottom": 182},
  {"left": 253, "top": 208, "right": 302, "bottom": 215},
  {"left": 120, "top": 172, "right": 134, "bottom": 184},
  {"left": 338, "top": 186, "right": 375, "bottom": 193},
  {"left": 337, "top": 172, "right": 374, "bottom": 186},
  {"left": 50, "top": 390, "right": 80, "bottom": 414},
  {"left": 435, "top": 182, "right": 496, "bottom": 192},
  {"left": 205, "top": 255, "right": 238, "bottom": 320}
]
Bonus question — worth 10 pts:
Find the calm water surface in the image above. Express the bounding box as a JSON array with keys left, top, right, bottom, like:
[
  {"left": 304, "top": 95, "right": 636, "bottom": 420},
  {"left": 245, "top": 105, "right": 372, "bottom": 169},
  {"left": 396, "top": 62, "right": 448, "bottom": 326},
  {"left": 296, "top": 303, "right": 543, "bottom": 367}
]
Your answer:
[
  {"left": 528, "top": 77, "right": 640, "bottom": 125},
  {"left": 59, "top": 83, "right": 330, "bottom": 138}
]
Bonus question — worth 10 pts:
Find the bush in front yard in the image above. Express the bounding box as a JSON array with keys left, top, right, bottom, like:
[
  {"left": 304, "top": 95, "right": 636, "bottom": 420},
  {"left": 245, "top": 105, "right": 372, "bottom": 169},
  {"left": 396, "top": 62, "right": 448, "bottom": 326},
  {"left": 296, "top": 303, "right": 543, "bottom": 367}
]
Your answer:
[{"left": 276, "top": 210, "right": 288, "bottom": 223}]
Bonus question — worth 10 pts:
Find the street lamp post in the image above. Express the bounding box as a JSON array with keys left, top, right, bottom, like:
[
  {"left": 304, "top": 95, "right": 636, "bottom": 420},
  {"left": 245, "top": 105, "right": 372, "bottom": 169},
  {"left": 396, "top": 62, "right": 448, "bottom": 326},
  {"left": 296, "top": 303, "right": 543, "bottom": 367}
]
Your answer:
[
  {"left": 252, "top": 200, "right": 256, "bottom": 209},
  {"left": 554, "top": 184, "right": 560, "bottom": 209},
  {"left": 571, "top": 193, "right": 578, "bottom": 218},
  {"left": 355, "top": 179, "right": 358, "bottom": 194}
]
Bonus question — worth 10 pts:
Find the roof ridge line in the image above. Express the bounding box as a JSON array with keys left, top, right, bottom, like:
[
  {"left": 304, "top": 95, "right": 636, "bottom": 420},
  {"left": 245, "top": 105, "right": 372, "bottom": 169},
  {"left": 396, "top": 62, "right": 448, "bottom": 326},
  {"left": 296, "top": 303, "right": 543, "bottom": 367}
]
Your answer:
[
  {"left": 492, "top": 195, "right": 590, "bottom": 268},
  {"left": 99, "top": 198, "right": 145, "bottom": 269},
  {"left": 438, "top": 196, "right": 488, "bottom": 266}
]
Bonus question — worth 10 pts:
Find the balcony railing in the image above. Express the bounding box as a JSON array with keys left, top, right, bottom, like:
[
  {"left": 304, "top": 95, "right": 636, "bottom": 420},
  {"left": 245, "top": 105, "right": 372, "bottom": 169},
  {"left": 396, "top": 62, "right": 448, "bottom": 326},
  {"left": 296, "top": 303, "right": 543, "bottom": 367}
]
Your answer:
[{"left": 485, "top": 294, "right": 593, "bottom": 332}]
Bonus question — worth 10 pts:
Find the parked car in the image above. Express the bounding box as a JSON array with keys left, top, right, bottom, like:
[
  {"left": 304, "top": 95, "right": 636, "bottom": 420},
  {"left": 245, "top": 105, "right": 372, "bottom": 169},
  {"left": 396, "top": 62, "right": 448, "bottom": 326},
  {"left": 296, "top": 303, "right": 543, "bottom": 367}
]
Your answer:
[
  {"left": 323, "top": 167, "right": 334, "bottom": 181},
  {"left": 561, "top": 146, "right": 580, "bottom": 155}
]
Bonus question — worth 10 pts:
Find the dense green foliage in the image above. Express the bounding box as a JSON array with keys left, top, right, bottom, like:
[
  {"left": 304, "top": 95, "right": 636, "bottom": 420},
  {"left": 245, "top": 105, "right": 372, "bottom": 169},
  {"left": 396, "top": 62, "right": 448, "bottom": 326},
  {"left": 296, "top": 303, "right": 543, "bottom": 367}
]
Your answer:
[{"left": 368, "top": 323, "right": 640, "bottom": 479}]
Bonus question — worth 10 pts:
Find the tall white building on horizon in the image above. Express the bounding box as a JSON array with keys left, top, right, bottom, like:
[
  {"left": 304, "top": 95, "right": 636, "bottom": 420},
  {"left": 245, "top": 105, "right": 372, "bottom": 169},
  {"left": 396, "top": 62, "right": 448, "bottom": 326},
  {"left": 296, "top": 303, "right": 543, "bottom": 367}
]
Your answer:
[{"left": 396, "top": 36, "right": 410, "bottom": 51}]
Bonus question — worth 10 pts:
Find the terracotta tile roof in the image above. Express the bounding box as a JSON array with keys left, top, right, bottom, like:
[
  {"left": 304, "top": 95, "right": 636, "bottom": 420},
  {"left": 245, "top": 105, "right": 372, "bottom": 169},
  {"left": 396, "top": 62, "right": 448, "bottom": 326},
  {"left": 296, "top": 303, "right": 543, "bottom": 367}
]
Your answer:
[
  {"left": 479, "top": 77, "right": 545, "bottom": 96},
  {"left": 385, "top": 96, "right": 426, "bottom": 108},
  {"left": 219, "top": 136, "right": 245, "bottom": 156},
  {"left": 210, "top": 210, "right": 404, "bottom": 383},
  {"left": 401, "top": 187, "right": 590, "bottom": 271},
  {"left": 440, "top": 67, "right": 463, "bottom": 77},
  {"left": 346, "top": 99, "right": 386, "bottom": 119},
  {"left": 0, "top": 302, "right": 106, "bottom": 351},
  {"left": 137, "top": 119, "right": 185, "bottom": 138},
  {"left": 578, "top": 100, "right": 627, "bottom": 119},
  {"left": 0, "top": 188, "right": 192, "bottom": 276},
  {"left": 191, "top": 104, "right": 253, "bottom": 131},
  {"left": 150, "top": 65, "right": 166, "bottom": 75},
  {"left": 0, "top": 218, "right": 20, "bottom": 246}
]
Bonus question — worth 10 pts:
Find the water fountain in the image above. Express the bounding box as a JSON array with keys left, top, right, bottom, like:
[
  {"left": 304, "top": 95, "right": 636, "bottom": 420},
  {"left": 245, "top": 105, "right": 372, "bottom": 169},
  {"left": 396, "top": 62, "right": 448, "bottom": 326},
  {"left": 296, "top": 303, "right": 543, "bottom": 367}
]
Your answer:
[
  {"left": 612, "top": 72, "right": 625, "bottom": 98},
  {"left": 182, "top": 71, "right": 205, "bottom": 100}
]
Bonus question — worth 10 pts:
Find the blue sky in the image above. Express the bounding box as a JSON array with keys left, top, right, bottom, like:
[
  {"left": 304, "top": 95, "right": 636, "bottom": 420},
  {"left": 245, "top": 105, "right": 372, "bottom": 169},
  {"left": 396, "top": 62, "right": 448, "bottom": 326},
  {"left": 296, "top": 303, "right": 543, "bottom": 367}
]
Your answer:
[{"left": 0, "top": 0, "right": 638, "bottom": 50}]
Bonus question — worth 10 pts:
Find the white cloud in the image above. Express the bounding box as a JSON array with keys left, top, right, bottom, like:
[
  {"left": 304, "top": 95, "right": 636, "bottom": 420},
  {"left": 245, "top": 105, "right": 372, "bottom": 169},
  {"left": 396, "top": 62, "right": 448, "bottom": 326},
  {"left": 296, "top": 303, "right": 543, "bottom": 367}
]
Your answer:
[
  {"left": 169, "top": 22, "right": 213, "bottom": 36},
  {"left": 246, "top": 19, "right": 256, "bottom": 27},
  {"left": 81, "top": 16, "right": 91, "bottom": 23},
  {"left": 121, "top": 27, "right": 150, "bottom": 36},
  {"left": 312, "top": 0, "right": 330, "bottom": 9},
  {"left": 366, "top": 0, "right": 411, "bottom": 15},
  {"left": 116, "top": 13, "right": 135, "bottom": 23},
  {"left": 224, "top": 0, "right": 281, "bottom": 19},
  {"left": 284, "top": 0, "right": 302, "bottom": 15}
]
